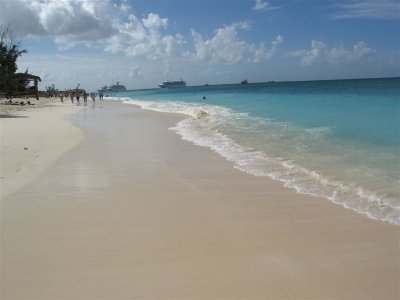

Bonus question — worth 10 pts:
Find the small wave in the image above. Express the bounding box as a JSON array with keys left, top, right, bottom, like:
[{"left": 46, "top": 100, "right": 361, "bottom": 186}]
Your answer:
[
  {"left": 305, "top": 126, "right": 332, "bottom": 138},
  {"left": 104, "top": 96, "right": 131, "bottom": 102},
  {"left": 123, "top": 99, "right": 400, "bottom": 225},
  {"left": 194, "top": 109, "right": 209, "bottom": 119}
]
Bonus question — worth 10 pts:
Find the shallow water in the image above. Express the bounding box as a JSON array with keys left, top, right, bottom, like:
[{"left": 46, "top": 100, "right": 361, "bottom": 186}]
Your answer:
[{"left": 113, "top": 78, "right": 400, "bottom": 224}]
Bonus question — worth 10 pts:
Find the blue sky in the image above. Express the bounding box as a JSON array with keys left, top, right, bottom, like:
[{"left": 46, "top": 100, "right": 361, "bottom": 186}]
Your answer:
[{"left": 0, "top": 0, "right": 399, "bottom": 91}]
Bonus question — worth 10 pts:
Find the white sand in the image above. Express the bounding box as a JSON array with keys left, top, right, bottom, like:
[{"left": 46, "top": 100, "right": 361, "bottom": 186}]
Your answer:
[{"left": 1, "top": 100, "right": 84, "bottom": 197}]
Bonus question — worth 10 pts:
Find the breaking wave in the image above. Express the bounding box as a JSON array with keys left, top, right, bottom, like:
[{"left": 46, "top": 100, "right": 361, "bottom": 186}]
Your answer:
[{"left": 122, "top": 98, "right": 400, "bottom": 225}]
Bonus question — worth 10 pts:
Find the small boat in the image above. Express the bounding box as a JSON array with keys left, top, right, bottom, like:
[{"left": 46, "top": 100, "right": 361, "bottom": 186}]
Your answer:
[
  {"left": 158, "top": 80, "right": 186, "bottom": 88},
  {"left": 241, "top": 79, "right": 248, "bottom": 84}
]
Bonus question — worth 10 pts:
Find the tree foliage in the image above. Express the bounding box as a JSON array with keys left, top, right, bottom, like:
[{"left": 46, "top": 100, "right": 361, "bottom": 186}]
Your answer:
[{"left": 0, "top": 25, "right": 28, "bottom": 94}]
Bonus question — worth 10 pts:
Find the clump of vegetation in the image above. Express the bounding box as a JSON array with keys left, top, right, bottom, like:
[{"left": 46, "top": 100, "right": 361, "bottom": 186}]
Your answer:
[{"left": 0, "top": 25, "right": 41, "bottom": 99}]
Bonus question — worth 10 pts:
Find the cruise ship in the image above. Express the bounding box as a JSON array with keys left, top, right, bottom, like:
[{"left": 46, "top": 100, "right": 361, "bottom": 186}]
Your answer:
[
  {"left": 158, "top": 80, "right": 186, "bottom": 88},
  {"left": 98, "top": 82, "right": 126, "bottom": 93}
]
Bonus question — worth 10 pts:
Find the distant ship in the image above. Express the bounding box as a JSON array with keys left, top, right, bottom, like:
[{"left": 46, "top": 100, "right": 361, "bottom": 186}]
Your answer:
[
  {"left": 98, "top": 82, "right": 126, "bottom": 93},
  {"left": 241, "top": 79, "right": 248, "bottom": 84},
  {"left": 158, "top": 80, "right": 186, "bottom": 88}
]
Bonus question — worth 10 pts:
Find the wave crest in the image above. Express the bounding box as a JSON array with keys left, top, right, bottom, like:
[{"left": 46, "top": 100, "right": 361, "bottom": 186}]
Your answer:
[{"left": 123, "top": 99, "right": 400, "bottom": 225}]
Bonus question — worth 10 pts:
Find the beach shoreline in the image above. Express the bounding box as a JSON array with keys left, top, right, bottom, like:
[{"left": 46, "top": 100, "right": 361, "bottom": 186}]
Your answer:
[{"left": 1, "top": 100, "right": 399, "bottom": 299}]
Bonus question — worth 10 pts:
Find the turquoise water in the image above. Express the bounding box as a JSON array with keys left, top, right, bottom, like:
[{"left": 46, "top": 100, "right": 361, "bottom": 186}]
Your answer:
[{"left": 113, "top": 78, "right": 400, "bottom": 224}]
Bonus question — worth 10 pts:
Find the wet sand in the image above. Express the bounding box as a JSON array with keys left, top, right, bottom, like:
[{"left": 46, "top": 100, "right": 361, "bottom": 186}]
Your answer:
[{"left": 1, "top": 101, "right": 399, "bottom": 299}]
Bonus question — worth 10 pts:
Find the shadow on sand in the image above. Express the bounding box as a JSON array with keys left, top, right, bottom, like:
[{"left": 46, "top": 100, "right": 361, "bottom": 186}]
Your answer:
[{"left": 0, "top": 114, "right": 28, "bottom": 119}]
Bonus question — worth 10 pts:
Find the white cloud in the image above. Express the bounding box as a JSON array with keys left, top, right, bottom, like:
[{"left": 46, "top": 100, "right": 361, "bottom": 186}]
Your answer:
[
  {"left": 0, "top": 0, "right": 124, "bottom": 44},
  {"left": 251, "top": 35, "right": 283, "bottom": 62},
  {"left": 0, "top": 0, "right": 45, "bottom": 36},
  {"left": 252, "top": 0, "right": 279, "bottom": 11},
  {"left": 163, "top": 34, "right": 186, "bottom": 57},
  {"left": 191, "top": 22, "right": 283, "bottom": 64},
  {"left": 142, "top": 13, "right": 168, "bottom": 29},
  {"left": 0, "top": 0, "right": 284, "bottom": 65},
  {"left": 128, "top": 66, "right": 141, "bottom": 79},
  {"left": 104, "top": 13, "right": 186, "bottom": 60},
  {"left": 191, "top": 23, "right": 248, "bottom": 64},
  {"left": 286, "top": 40, "right": 377, "bottom": 66},
  {"left": 331, "top": 0, "right": 399, "bottom": 20},
  {"left": 253, "top": 0, "right": 268, "bottom": 11},
  {"left": 0, "top": 0, "right": 187, "bottom": 60}
]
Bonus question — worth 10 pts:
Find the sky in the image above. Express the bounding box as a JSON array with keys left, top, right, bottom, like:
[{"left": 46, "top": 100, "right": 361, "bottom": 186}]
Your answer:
[{"left": 0, "top": 0, "right": 399, "bottom": 91}]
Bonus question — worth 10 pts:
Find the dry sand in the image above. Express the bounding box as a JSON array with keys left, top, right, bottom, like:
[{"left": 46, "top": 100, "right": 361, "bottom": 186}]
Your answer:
[
  {"left": 1, "top": 101, "right": 399, "bottom": 299},
  {"left": 0, "top": 97, "right": 84, "bottom": 197}
]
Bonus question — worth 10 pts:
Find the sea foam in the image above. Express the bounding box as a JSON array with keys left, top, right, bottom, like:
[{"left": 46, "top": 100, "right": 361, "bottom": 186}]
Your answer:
[{"left": 122, "top": 98, "right": 400, "bottom": 225}]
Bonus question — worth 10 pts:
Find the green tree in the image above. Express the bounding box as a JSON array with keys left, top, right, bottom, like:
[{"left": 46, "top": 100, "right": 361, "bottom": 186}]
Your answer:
[
  {"left": 46, "top": 83, "right": 57, "bottom": 96},
  {"left": 0, "top": 25, "right": 27, "bottom": 95}
]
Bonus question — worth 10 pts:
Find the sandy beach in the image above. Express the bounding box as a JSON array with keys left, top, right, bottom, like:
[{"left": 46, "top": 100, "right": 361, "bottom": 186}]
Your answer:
[
  {"left": 1, "top": 100, "right": 399, "bottom": 299},
  {"left": 0, "top": 98, "right": 84, "bottom": 198}
]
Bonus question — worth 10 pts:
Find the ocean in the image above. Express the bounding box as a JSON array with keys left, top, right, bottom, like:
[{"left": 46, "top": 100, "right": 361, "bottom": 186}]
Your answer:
[{"left": 113, "top": 78, "right": 400, "bottom": 224}]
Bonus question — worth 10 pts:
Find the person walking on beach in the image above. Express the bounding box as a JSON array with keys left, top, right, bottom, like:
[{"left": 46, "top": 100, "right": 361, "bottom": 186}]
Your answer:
[
  {"left": 83, "top": 92, "right": 88, "bottom": 106},
  {"left": 59, "top": 91, "right": 64, "bottom": 103},
  {"left": 76, "top": 93, "right": 80, "bottom": 105},
  {"left": 69, "top": 91, "right": 74, "bottom": 104}
]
